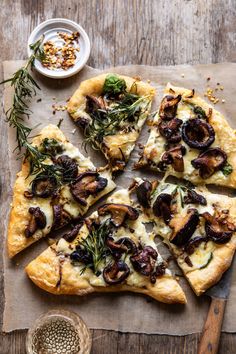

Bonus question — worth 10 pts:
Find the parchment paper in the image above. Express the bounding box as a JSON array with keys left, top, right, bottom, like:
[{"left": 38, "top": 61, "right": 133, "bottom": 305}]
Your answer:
[{"left": 2, "top": 62, "right": 236, "bottom": 334}]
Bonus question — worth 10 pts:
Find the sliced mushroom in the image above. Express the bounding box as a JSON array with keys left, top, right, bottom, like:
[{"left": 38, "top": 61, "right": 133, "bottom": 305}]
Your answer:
[
  {"left": 25, "top": 207, "right": 46, "bottom": 238},
  {"left": 161, "top": 145, "right": 186, "bottom": 172},
  {"left": 158, "top": 118, "right": 183, "bottom": 143},
  {"left": 136, "top": 181, "right": 152, "bottom": 208},
  {"left": 191, "top": 148, "right": 227, "bottom": 179},
  {"left": 184, "top": 236, "right": 208, "bottom": 255},
  {"left": 98, "top": 203, "right": 139, "bottom": 227},
  {"left": 183, "top": 189, "right": 207, "bottom": 206},
  {"left": 70, "top": 246, "right": 93, "bottom": 264},
  {"left": 106, "top": 236, "right": 137, "bottom": 259},
  {"left": 31, "top": 174, "right": 58, "bottom": 198},
  {"left": 182, "top": 118, "right": 215, "bottom": 149},
  {"left": 56, "top": 155, "right": 78, "bottom": 181},
  {"left": 130, "top": 246, "right": 158, "bottom": 276},
  {"left": 103, "top": 260, "right": 130, "bottom": 285},
  {"left": 152, "top": 193, "right": 173, "bottom": 224},
  {"left": 70, "top": 171, "right": 108, "bottom": 206},
  {"left": 169, "top": 209, "right": 199, "bottom": 246},
  {"left": 63, "top": 221, "right": 84, "bottom": 242},
  {"left": 85, "top": 95, "right": 106, "bottom": 113},
  {"left": 52, "top": 205, "right": 71, "bottom": 230},
  {"left": 159, "top": 95, "right": 182, "bottom": 120},
  {"left": 202, "top": 212, "right": 234, "bottom": 244}
]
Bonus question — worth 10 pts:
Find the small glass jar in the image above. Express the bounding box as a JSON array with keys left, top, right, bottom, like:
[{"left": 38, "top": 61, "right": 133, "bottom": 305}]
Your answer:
[{"left": 26, "top": 309, "right": 92, "bottom": 354}]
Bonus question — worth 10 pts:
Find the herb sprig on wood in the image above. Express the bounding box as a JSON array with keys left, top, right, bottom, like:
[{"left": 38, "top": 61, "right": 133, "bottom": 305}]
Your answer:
[{"left": 1, "top": 37, "right": 66, "bottom": 185}]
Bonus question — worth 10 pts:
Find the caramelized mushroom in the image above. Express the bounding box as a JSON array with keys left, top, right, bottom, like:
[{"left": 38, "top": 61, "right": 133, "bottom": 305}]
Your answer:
[
  {"left": 85, "top": 95, "right": 106, "bottom": 113},
  {"left": 63, "top": 221, "right": 84, "bottom": 242},
  {"left": 159, "top": 95, "right": 182, "bottom": 120},
  {"left": 191, "top": 148, "right": 227, "bottom": 179},
  {"left": 31, "top": 174, "right": 57, "bottom": 198},
  {"left": 169, "top": 209, "right": 199, "bottom": 246},
  {"left": 70, "top": 246, "right": 93, "bottom": 264},
  {"left": 182, "top": 118, "right": 215, "bottom": 149},
  {"left": 202, "top": 212, "right": 234, "bottom": 244},
  {"left": 152, "top": 193, "right": 173, "bottom": 224},
  {"left": 25, "top": 207, "right": 46, "bottom": 238},
  {"left": 103, "top": 260, "right": 130, "bottom": 285},
  {"left": 56, "top": 155, "right": 78, "bottom": 181},
  {"left": 98, "top": 203, "right": 139, "bottom": 227},
  {"left": 136, "top": 181, "right": 152, "bottom": 208},
  {"left": 52, "top": 205, "right": 71, "bottom": 230},
  {"left": 106, "top": 236, "right": 137, "bottom": 258},
  {"left": 183, "top": 189, "right": 207, "bottom": 206},
  {"left": 161, "top": 145, "right": 186, "bottom": 172},
  {"left": 130, "top": 246, "right": 157, "bottom": 276},
  {"left": 184, "top": 236, "right": 208, "bottom": 255},
  {"left": 158, "top": 117, "right": 183, "bottom": 143},
  {"left": 70, "top": 171, "right": 108, "bottom": 206}
]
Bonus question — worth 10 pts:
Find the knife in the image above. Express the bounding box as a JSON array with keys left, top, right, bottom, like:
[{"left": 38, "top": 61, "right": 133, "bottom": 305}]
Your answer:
[{"left": 198, "top": 266, "right": 233, "bottom": 354}]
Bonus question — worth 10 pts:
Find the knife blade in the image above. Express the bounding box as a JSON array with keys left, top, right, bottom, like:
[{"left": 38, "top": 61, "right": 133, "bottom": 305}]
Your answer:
[{"left": 198, "top": 265, "right": 234, "bottom": 354}]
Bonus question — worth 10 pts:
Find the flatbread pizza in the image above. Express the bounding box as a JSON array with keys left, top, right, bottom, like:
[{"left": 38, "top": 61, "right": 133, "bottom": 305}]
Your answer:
[{"left": 8, "top": 124, "right": 116, "bottom": 258}]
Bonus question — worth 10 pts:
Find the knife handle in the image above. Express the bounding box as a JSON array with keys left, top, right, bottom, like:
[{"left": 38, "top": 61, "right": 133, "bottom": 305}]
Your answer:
[{"left": 198, "top": 298, "right": 226, "bottom": 354}]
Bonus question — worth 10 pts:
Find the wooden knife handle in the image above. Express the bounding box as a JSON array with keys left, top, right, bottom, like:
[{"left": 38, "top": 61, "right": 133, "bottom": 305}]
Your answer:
[{"left": 198, "top": 298, "right": 226, "bottom": 354}]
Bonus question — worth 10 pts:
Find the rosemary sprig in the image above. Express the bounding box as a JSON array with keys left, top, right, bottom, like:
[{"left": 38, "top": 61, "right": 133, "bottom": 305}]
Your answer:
[
  {"left": 84, "top": 92, "right": 152, "bottom": 150},
  {"left": 79, "top": 220, "right": 112, "bottom": 276},
  {"left": 1, "top": 37, "right": 65, "bottom": 184}
]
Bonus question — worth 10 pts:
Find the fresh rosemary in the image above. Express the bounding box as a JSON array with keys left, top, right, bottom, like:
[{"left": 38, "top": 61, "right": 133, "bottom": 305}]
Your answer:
[
  {"left": 1, "top": 37, "right": 65, "bottom": 184},
  {"left": 84, "top": 92, "right": 152, "bottom": 149},
  {"left": 79, "top": 220, "right": 112, "bottom": 276}
]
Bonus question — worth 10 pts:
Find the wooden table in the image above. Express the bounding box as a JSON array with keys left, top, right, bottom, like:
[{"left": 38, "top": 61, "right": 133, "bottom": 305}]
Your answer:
[{"left": 1, "top": 1, "right": 236, "bottom": 353}]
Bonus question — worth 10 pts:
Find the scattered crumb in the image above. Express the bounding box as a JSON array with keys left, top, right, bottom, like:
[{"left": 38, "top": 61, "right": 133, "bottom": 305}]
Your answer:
[
  {"left": 147, "top": 79, "right": 151, "bottom": 83},
  {"left": 71, "top": 128, "right": 76, "bottom": 134},
  {"left": 207, "top": 77, "right": 211, "bottom": 81},
  {"left": 36, "top": 98, "right": 42, "bottom": 103},
  {"left": 220, "top": 86, "right": 224, "bottom": 90},
  {"left": 222, "top": 99, "right": 226, "bottom": 103},
  {"left": 181, "top": 73, "right": 185, "bottom": 78}
]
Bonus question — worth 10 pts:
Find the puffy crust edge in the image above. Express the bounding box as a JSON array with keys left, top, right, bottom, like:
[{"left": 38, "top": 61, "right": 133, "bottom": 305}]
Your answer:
[{"left": 25, "top": 246, "right": 186, "bottom": 304}]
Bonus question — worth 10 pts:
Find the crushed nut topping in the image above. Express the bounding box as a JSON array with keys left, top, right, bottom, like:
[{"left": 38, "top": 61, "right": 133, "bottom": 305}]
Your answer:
[{"left": 41, "top": 31, "right": 80, "bottom": 70}]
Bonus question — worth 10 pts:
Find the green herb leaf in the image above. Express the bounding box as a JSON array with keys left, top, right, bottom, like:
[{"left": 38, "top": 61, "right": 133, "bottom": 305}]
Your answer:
[
  {"left": 222, "top": 162, "right": 233, "bottom": 176},
  {"left": 78, "top": 220, "right": 112, "bottom": 275},
  {"left": 193, "top": 105, "right": 206, "bottom": 119},
  {"left": 103, "top": 74, "right": 127, "bottom": 95}
]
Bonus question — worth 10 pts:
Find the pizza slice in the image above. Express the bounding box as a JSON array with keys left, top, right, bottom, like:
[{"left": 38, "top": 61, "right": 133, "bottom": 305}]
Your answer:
[
  {"left": 133, "top": 178, "right": 236, "bottom": 295},
  {"left": 8, "top": 124, "right": 116, "bottom": 258},
  {"left": 25, "top": 189, "right": 186, "bottom": 304},
  {"left": 138, "top": 83, "right": 236, "bottom": 188},
  {"left": 67, "top": 73, "right": 155, "bottom": 172}
]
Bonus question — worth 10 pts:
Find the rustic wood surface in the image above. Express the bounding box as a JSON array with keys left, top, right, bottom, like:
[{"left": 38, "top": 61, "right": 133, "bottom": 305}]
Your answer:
[{"left": 1, "top": 0, "right": 236, "bottom": 353}]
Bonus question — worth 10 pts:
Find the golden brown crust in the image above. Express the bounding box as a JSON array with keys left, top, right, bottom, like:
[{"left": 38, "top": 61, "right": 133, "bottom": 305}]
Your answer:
[
  {"left": 141, "top": 83, "right": 236, "bottom": 188},
  {"left": 25, "top": 248, "right": 186, "bottom": 304},
  {"left": 67, "top": 73, "right": 155, "bottom": 171},
  {"left": 7, "top": 124, "right": 115, "bottom": 258}
]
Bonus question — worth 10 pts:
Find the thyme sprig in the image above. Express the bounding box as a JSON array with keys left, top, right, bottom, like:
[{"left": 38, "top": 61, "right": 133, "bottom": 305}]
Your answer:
[
  {"left": 1, "top": 37, "right": 65, "bottom": 184},
  {"left": 84, "top": 92, "right": 152, "bottom": 150}
]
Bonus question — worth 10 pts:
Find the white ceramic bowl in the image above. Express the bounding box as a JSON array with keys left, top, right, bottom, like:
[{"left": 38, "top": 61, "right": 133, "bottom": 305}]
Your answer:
[{"left": 27, "top": 18, "right": 90, "bottom": 79}]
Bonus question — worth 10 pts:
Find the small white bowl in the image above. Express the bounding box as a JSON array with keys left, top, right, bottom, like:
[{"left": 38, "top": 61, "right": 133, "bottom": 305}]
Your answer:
[{"left": 28, "top": 18, "right": 90, "bottom": 79}]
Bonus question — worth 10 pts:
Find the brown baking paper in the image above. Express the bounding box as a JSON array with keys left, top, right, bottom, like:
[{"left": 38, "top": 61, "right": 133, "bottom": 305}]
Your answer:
[{"left": 2, "top": 61, "right": 236, "bottom": 334}]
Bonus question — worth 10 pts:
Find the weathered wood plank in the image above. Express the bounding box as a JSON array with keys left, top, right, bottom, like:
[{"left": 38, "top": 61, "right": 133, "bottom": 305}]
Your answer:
[{"left": 1, "top": 0, "right": 236, "bottom": 353}]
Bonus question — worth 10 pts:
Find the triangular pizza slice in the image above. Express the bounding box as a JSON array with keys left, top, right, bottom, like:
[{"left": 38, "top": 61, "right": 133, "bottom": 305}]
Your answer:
[
  {"left": 133, "top": 178, "right": 236, "bottom": 295},
  {"left": 25, "top": 189, "right": 186, "bottom": 304},
  {"left": 8, "top": 124, "right": 116, "bottom": 258},
  {"left": 67, "top": 73, "right": 155, "bottom": 172},
  {"left": 138, "top": 83, "right": 236, "bottom": 188}
]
